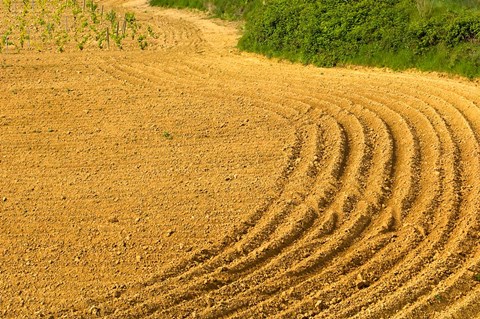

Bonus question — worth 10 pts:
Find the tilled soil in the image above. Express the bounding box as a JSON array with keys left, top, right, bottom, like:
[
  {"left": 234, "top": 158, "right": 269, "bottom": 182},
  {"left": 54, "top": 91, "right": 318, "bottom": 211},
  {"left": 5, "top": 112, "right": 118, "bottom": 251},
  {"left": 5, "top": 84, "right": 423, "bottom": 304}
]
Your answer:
[{"left": 1, "top": 1, "right": 480, "bottom": 318}]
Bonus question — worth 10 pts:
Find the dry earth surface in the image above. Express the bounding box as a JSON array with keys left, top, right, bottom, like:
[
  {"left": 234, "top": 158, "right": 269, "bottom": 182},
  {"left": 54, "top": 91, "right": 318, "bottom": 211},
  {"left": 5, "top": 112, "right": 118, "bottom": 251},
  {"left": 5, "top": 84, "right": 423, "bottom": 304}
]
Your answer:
[{"left": 1, "top": 0, "right": 480, "bottom": 318}]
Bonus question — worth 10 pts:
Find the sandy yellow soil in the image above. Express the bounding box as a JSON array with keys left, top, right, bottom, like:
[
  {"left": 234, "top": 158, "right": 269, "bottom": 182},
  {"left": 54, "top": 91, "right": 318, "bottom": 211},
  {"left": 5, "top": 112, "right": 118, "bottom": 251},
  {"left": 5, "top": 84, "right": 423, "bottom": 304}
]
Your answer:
[{"left": 1, "top": 1, "right": 480, "bottom": 318}]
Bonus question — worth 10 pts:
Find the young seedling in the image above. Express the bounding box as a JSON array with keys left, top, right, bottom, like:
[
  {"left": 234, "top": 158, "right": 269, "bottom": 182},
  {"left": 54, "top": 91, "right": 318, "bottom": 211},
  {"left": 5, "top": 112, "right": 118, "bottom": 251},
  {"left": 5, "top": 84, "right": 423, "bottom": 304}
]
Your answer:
[
  {"left": 106, "top": 9, "right": 116, "bottom": 27},
  {"left": 147, "top": 25, "right": 157, "bottom": 39},
  {"left": 95, "top": 27, "right": 106, "bottom": 48},
  {"left": 77, "top": 34, "right": 88, "bottom": 50},
  {"left": 55, "top": 31, "right": 68, "bottom": 52},
  {"left": 163, "top": 131, "right": 173, "bottom": 140},
  {"left": 137, "top": 34, "right": 147, "bottom": 50},
  {"left": 125, "top": 12, "right": 137, "bottom": 39},
  {"left": 86, "top": 0, "right": 99, "bottom": 24},
  {"left": 1, "top": 0, "right": 152, "bottom": 52},
  {"left": 2, "top": 28, "right": 13, "bottom": 50}
]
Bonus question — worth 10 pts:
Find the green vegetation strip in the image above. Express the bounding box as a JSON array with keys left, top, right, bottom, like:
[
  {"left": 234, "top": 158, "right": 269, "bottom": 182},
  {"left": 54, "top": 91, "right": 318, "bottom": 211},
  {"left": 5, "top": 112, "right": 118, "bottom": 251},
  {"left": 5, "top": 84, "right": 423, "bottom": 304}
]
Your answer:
[{"left": 150, "top": 0, "right": 480, "bottom": 78}]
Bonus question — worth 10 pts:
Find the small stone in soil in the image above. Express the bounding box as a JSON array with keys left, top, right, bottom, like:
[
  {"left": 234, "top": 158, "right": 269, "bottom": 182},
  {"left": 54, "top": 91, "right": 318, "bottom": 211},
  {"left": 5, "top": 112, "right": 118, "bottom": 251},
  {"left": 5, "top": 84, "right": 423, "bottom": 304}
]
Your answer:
[
  {"left": 89, "top": 306, "right": 100, "bottom": 316},
  {"left": 315, "top": 300, "right": 325, "bottom": 309}
]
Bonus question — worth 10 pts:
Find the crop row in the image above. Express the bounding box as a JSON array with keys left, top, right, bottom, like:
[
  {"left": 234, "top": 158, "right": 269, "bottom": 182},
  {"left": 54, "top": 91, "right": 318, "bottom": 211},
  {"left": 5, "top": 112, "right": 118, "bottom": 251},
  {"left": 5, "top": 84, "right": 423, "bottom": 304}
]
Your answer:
[{"left": 0, "top": 0, "right": 157, "bottom": 52}]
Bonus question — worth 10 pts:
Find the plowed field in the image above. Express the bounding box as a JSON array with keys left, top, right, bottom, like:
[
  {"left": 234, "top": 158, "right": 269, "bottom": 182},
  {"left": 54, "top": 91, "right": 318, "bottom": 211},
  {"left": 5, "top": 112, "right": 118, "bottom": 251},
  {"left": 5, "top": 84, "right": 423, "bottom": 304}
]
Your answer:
[{"left": 1, "top": 1, "right": 480, "bottom": 318}]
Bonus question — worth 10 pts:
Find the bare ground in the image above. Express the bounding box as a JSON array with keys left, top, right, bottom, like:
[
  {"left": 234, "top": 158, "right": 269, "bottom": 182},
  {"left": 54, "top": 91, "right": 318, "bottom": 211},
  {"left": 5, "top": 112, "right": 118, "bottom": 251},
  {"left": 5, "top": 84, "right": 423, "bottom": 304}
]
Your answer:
[{"left": 1, "top": 1, "right": 480, "bottom": 318}]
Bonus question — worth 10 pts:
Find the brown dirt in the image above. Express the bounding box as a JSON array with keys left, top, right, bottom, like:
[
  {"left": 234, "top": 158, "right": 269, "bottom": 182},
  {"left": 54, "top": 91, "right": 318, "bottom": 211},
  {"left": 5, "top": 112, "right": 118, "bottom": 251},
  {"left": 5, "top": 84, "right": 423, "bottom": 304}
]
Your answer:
[{"left": 1, "top": 1, "right": 480, "bottom": 318}]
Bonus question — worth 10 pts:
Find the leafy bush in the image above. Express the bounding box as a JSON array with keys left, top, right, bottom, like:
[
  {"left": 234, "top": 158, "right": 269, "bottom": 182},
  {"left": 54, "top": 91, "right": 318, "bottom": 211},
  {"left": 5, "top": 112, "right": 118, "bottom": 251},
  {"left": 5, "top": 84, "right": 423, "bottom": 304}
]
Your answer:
[
  {"left": 240, "top": 0, "right": 411, "bottom": 64},
  {"left": 150, "top": 0, "right": 480, "bottom": 78},
  {"left": 239, "top": 0, "right": 480, "bottom": 78}
]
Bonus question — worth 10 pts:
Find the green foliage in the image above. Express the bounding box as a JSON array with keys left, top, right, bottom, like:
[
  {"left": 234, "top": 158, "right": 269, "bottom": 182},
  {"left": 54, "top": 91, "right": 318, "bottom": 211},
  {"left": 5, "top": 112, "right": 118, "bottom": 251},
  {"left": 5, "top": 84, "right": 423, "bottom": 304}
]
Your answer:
[
  {"left": 239, "top": 0, "right": 480, "bottom": 78},
  {"left": 147, "top": 25, "right": 158, "bottom": 39},
  {"left": 240, "top": 0, "right": 410, "bottom": 64},
  {"left": 106, "top": 9, "right": 117, "bottom": 27},
  {"left": 125, "top": 12, "right": 136, "bottom": 23},
  {"left": 149, "top": 0, "right": 262, "bottom": 20},
  {"left": 2, "top": 27, "right": 13, "bottom": 50},
  {"left": 138, "top": 34, "right": 148, "bottom": 49},
  {"left": 151, "top": 0, "right": 480, "bottom": 78},
  {"left": 86, "top": 0, "right": 99, "bottom": 24},
  {"left": 86, "top": 0, "right": 98, "bottom": 12},
  {"left": 55, "top": 30, "right": 68, "bottom": 52},
  {"left": 163, "top": 131, "right": 173, "bottom": 140},
  {"left": 77, "top": 34, "right": 89, "bottom": 50},
  {"left": 150, "top": 0, "right": 206, "bottom": 12},
  {"left": 125, "top": 12, "right": 138, "bottom": 39},
  {"left": 0, "top": 0, "right": 157, "bottom": 52}
]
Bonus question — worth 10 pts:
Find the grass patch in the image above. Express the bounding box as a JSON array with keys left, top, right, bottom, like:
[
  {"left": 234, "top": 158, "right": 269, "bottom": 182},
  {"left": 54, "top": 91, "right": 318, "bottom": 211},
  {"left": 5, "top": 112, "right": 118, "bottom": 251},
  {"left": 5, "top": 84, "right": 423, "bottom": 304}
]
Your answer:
[{"left": 149, "top": 0, "right": 262, "bottom": 20}]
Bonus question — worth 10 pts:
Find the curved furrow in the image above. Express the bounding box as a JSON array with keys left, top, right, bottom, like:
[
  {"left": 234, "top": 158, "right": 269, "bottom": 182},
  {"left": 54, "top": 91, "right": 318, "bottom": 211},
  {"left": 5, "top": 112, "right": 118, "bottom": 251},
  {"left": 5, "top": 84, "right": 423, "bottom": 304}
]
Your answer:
[
  {"left": 152, "top": 107, "right": 387, "bottom": 319},
  {"left": 87, "top": 5, "right": 480, "bottom": 319},
  {"left": 435, "top": 275, "right": 480, "bottom": 319},
  {"left": 96, "top": 1, "right": 207, "bottom": 52},
  {"left": 142, "top": 60, "right": 215, "bottom": 84},
  {"left": 381, "top": 82, "right": 480, "bottom": 319},
  {"left": 97, "top": 57, "right": 307, "bottom": 122},
  {"left": 103, "top": 95, "right": 373, "bottom": 318},
  {"left": 96, "top": 57, "right": 170, "bottom": 88},
  {"left": 145, "top": 9, "right": 207, "bottom": 51},
  {"left": 105, "top": 57, "right": 197, "bottom": 88},
  {"left": 91, "top": 70, "right": 318, "bottom": 314},
  {"left": 158, "top": 80, "right": 412, "bottom": 319},
  {"left": 98, "top": 60, "right": 195, "bottom": 92},
  {"left": 153, "top": 9, "right": 230, "bottom": 53},
  {"left": 244, "top": 84, "right": 446, "bottom": 317},
  {"left": 96, "top": 63, "right": 146, "bottom": 88},
  {"left": 99, "top": 112, "right": 330, "bottom": 316},
  {"left": 185, "top": 97, "right": 398, "bottom": 318},
  {"left": 339, "top": 92, "right": 421, "bottom": 218},
  {"left": 119, "top": 57, "right": 214, "bottom": 85},
  {"left": 334, "top": 81, "right": 464, "bottom": 319},
  {"left": 308, "top": 82, "right": 452, "bottom": 319}
]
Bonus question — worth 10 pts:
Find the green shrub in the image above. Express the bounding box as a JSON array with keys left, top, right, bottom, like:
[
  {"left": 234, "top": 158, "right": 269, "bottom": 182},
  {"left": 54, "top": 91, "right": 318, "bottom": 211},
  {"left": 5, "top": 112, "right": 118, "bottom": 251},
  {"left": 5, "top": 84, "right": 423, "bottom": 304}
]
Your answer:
[
  {"left": 239, "top": 0, "right": 480, "bottom": 78},
  {"left": 151, "top": 0, "right": 480, "bottom": 78}
]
